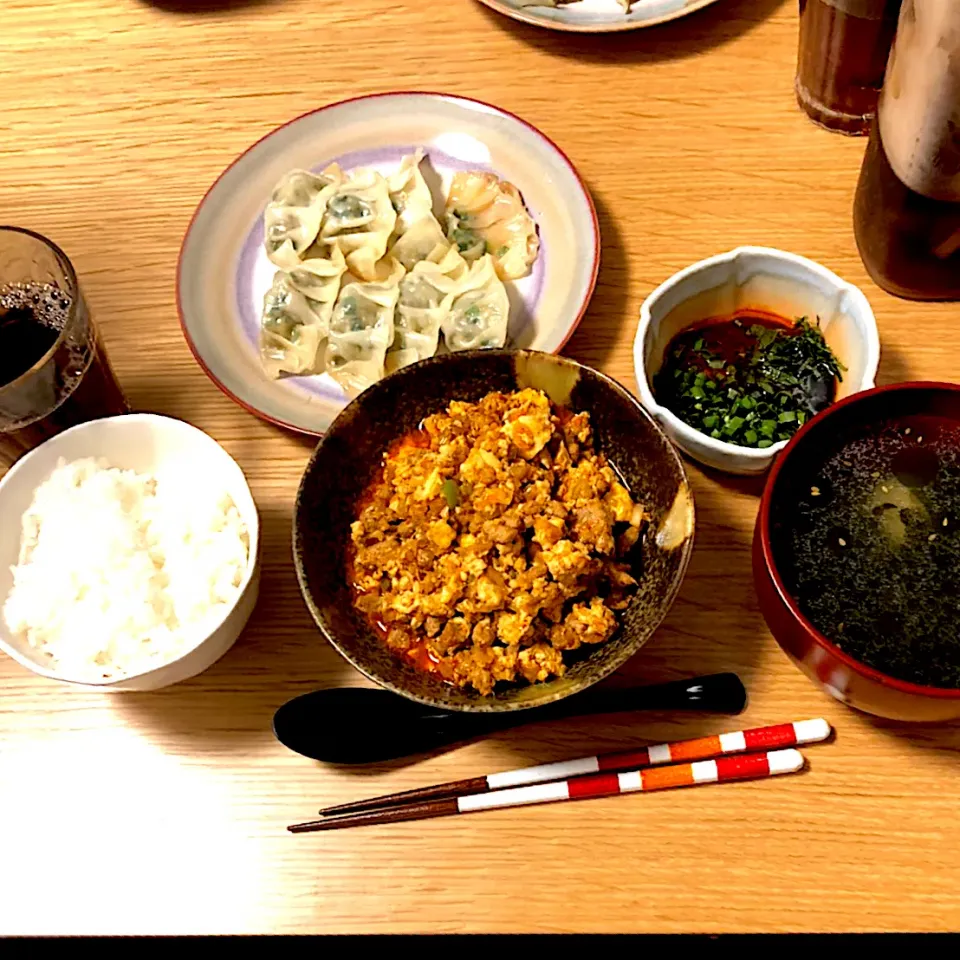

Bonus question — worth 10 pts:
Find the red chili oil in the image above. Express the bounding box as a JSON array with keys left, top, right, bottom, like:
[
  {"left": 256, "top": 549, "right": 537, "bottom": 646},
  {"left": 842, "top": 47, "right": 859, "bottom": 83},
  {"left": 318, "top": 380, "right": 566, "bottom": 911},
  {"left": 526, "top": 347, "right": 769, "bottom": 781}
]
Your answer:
[{"left": 668, "top": 310, "right": 794, "bottom": 368}]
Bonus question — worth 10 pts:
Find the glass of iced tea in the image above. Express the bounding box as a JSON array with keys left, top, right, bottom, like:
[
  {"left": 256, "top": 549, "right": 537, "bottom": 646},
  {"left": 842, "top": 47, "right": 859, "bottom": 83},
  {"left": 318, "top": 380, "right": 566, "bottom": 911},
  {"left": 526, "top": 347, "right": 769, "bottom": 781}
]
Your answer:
[
  {"left": 796, "top": 0, "right": 902, "bottom": 135},
  {"left": 0, "top": 227, "right": 129, "bottom": 470}
]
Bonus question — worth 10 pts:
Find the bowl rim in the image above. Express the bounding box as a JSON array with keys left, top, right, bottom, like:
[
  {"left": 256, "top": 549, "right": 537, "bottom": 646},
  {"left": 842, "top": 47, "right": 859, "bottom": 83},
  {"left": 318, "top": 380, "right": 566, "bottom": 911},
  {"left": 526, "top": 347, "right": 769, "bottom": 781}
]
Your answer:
[
  {"left": 758, "top": 380, "right": 960, "bottom": 701},
  {"left": 292, "top": 347, "right": 696, "bottom": 712},
  {"left": 0, "top": 413, "right": 261, "bottom": 688},
  {"left": 476, "top": 0, "right": 723, "bottom": 34},
  {"left": 633, "top": 245, "right": 881, "bottom": 465},
  {"left": 176, "top": 91, "right": 601, "bottom": 438}
]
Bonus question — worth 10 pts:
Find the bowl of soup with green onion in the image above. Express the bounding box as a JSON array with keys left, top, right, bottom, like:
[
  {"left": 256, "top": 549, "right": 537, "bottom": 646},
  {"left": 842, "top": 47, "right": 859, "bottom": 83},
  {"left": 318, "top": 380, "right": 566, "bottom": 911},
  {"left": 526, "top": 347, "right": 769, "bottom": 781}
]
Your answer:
[{"left": 755, "top": 382, "right": 960, "bottom": 721}]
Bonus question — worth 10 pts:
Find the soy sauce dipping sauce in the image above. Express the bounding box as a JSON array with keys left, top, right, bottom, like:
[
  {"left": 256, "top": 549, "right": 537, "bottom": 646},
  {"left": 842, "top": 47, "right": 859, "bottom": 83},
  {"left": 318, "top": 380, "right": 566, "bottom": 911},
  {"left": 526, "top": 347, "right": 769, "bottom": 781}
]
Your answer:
[
  {"left": 774, "top": 415, "right": 960, "bottom": 689},
  {"left": 653, "top": 310, "right": 844, "bottom": 449}
]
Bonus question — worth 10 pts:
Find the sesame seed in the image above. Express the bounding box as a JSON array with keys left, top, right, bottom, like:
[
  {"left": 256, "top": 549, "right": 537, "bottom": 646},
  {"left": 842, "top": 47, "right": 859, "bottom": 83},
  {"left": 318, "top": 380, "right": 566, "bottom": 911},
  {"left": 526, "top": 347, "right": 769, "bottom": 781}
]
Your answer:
[
  {"left": 929, "top": 533, "right": 938, "bottom": 542},
  {"left": 918, "top": 436, "right": 924, "bottom": 443},
  {"left": 871, "top": 471, "right": 880, "bottom": 479},
  {"left": 944, "top": 518, "right": 950, "bottom": 527},
  {"left": 881, "top": 485, "right": 889, "bottom": 493},
  {"left": 811, "top": 486, "right": 820, "bottom": 497},
  {"left": 904, "top": 427, "right": 911, "bottom": 435},
  {"left": 843, "top": 460, "right": 852, "bottom": 467},
  {"left": 838, "top": 537, "right": 847, "bottom": 547}
]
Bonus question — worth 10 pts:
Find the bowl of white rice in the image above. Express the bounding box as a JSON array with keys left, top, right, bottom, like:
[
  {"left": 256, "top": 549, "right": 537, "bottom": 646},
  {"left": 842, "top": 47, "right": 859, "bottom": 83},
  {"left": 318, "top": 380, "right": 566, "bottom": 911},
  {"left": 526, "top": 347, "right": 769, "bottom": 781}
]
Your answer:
[{"left": 0, "top": 414, "right": 260, "bottom": 690}]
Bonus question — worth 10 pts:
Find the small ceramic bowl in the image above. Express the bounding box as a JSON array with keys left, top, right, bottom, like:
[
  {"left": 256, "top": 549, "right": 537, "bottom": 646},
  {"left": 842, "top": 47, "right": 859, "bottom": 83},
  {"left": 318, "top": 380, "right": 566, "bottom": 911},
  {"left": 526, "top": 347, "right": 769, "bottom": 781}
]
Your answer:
[
  {"left": 294, "top": 349, "right": 695, "bottom": 713},
  {"left": 0, "top": 415, "right": 261, "bottom": 691},
  {"left": 634, "top": 246, "right": 880, "bottom": 475},
  {"left": 755, "top": 382, "right": 960, "bottom": 722}
]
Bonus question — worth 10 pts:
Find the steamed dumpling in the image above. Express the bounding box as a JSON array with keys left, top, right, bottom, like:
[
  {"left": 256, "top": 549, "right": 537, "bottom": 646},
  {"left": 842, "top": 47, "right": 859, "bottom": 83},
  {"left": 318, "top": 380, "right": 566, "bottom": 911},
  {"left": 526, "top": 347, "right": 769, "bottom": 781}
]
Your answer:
[
  {"left": 284, "top": 241, "right": 347, "bottom": 302},
  {"left": 387, "top": 149, "right": 435, "bottom": 235},
  {"left": 387, "top": 245, "right": 468, "bottom": 373},
  {"left": 264, "top": 167, "right": 340, "bottom": 269},
  {"left": 320, "top": 167, "right": 397, "bottom": 282},
  {"left": 444, "top": 171, "right": 540, "bottom": 281},
  {"left": 388, "top": 214, "right": 447, "bottom": 271},
  {"left": 325, "top": 257, "right": 405, "bottom": 396},
  {"left": 260, "top": 272, "right": 330, "bottom": 378},
  {"left": 441, "top": 254, "right": 510, "bottom": 352}
]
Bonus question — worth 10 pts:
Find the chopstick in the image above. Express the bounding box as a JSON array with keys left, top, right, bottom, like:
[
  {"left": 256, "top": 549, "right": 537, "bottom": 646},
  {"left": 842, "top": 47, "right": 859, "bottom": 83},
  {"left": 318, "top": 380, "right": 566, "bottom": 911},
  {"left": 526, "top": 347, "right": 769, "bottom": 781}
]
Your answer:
[
  {"left": 316, "top": 718, "right": 831, "bottom": 817},
  {"left": 289, "top": 748, "right": 806, "bottom": 833}
]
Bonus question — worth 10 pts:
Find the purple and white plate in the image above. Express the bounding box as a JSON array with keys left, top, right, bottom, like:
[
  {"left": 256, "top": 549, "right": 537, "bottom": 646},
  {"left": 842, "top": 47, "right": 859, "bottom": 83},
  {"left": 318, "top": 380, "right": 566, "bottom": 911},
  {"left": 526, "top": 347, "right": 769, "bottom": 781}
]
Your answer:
[
  {"left": 478, "top": 0, "right": 722, "bottom": 33},
  {"left": 178, "top": 93, "right": 599, "bottom": 436}
]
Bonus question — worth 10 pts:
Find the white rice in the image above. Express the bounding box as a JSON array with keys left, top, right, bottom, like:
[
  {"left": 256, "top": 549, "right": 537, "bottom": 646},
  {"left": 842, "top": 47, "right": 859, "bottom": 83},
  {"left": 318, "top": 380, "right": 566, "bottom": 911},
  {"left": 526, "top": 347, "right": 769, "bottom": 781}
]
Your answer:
[{"left": 2, "top": 457, "right": 250, "bottom": 682}]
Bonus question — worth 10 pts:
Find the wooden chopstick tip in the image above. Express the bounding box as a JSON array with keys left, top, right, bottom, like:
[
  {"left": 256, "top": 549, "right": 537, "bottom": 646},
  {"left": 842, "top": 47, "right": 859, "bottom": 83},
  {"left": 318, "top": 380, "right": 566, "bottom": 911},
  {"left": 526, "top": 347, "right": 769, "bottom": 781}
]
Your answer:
[{"left": 288, "top": 819, "right": 327, "bottom": 834}]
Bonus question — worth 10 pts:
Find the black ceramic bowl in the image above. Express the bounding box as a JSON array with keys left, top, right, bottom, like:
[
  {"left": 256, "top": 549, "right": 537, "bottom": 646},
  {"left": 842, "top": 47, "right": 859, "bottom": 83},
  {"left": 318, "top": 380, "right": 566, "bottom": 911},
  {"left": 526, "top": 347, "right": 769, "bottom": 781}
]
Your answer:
[{"left": 294, "top": 350, "right": 695, "bottom": 712}]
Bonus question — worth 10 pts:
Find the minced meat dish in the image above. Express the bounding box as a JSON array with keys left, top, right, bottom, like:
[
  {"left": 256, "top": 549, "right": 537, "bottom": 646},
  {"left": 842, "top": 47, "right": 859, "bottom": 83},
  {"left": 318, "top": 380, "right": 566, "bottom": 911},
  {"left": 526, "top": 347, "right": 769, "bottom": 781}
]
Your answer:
[{"left": 349, "top": 388, "right": 646, "bottom": 694}]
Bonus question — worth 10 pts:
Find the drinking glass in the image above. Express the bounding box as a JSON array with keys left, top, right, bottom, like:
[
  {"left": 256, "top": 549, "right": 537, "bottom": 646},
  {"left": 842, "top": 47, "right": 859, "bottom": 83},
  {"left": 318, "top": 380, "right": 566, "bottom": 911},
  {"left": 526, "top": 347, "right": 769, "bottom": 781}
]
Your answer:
[
  {"left": 796, "top": 0, "right": 902, "bottom": 135},
  {"left": 0, "top": 226, "right": 129, "bottom": 470}
]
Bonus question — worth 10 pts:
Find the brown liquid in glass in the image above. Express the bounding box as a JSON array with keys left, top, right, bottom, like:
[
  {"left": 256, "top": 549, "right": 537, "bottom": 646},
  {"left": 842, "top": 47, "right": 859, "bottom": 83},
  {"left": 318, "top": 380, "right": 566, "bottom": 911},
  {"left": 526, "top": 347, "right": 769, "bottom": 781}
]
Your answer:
[
  {"left": 796, "top": 0, "right": 901, "bottom": 135},
  {"left": 0, "top": 295, "right": 128, "bottom": 469},
  {"left": 854, "top": 127, "right": 960, "bottom": 300}
]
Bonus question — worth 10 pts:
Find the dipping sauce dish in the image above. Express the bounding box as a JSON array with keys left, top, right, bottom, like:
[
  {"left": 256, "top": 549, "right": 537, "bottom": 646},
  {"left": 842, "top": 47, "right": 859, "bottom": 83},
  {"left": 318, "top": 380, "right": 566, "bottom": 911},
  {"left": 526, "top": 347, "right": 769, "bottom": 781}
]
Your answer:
[{"left": 634, "top": 246, "right": 880, "bottom": 475}]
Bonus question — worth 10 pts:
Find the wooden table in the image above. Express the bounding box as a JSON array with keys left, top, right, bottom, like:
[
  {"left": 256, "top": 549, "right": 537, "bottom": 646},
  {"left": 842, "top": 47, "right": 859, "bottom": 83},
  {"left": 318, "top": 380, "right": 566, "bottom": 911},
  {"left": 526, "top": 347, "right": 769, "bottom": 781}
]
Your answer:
[{"left": 2, "top": 0, "right": 958, "bottom": 936}]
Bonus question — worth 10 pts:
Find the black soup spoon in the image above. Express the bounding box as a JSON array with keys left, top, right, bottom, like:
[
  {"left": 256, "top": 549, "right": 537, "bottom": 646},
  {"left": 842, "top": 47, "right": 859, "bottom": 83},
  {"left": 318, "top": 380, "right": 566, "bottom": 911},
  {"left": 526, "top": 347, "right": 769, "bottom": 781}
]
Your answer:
[{"left": 273, "top": 672, "right": 747, "bottom": 764}]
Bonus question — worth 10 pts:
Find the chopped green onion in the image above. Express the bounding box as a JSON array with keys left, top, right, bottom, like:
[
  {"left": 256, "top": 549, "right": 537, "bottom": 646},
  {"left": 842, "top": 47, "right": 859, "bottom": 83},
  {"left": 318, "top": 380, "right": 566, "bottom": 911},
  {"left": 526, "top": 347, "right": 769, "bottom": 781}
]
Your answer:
[
  {"left": 651, "top": 315, "right": 843, "bottom": 450},
  {"left": 442, "top": 479, "right": 460, "bottom": 508}
]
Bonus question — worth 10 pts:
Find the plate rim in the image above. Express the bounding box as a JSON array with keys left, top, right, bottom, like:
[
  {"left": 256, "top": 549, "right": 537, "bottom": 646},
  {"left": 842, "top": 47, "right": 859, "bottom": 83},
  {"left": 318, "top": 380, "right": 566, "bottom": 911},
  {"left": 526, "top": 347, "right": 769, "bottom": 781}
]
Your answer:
[
  {"left": 476, "top": 0, "right": 722, "bottom": 33},
  {"left": 177, "top": 91, "right": 600, "bottom": 437}
]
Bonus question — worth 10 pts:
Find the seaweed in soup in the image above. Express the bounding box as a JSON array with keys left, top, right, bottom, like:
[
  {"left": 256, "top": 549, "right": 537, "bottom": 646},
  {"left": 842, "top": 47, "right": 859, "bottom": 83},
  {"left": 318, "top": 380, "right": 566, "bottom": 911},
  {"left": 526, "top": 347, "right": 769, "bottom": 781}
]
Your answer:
[{"left": 774, "top": 415, "right": 960, "bottom": 690}]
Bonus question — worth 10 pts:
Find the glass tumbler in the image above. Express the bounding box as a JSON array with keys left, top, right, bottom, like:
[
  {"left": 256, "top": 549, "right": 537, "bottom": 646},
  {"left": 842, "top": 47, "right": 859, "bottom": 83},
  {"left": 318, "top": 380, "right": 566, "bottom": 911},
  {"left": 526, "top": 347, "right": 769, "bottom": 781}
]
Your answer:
[
  {"left": 0, "top": 226, "right": 129, "bottom": 470},
  {"left": 796, "top": 0, "right": 902, "bottom": 134}
]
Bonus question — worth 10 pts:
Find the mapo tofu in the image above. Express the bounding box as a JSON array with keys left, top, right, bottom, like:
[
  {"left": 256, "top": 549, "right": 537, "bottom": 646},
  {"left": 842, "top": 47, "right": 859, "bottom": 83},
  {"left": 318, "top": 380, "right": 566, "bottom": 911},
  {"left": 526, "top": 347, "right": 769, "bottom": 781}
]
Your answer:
[{"left": 349, "top": 388, "right": 646, "bottom": 695}]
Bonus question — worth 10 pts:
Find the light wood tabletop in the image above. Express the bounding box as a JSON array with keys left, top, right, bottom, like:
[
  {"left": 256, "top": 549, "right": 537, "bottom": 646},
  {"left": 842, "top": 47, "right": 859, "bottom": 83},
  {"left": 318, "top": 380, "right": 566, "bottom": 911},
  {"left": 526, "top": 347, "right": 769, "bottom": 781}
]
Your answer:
[{"left": 2, "top": 0, "right": 959, "bottom": 936}]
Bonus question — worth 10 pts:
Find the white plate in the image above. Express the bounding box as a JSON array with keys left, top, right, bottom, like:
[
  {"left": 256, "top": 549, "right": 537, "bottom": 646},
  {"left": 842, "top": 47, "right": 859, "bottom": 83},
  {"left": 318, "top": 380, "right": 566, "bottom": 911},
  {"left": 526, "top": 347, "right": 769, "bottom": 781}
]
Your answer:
[
  {"left": 178, "top": 93, "right": 599, "bottom": 436},
  {"left": 479, "top": 0, "right": 721, "bottom": 32}
]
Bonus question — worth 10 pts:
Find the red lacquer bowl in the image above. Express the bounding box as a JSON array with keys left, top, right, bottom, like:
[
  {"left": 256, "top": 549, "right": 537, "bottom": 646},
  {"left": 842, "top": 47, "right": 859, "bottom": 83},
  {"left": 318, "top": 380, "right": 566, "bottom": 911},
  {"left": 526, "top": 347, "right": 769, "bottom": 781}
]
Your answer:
[{"left": 754, "top": 382, "right": 960, "bottom": 722}]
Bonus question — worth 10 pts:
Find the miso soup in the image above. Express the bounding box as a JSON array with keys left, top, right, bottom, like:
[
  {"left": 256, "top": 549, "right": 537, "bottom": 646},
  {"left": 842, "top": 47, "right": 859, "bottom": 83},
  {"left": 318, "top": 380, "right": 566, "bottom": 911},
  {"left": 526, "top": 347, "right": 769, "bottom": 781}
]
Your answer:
[{"left": 772, "top": 413, "right": 960, "bottom": 689}]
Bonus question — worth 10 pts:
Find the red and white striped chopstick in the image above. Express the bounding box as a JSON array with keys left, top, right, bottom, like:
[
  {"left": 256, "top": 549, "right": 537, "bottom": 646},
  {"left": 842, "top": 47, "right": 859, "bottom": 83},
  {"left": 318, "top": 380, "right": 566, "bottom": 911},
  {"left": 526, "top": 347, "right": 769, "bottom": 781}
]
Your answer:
[
  {"left": 289, "top": 748, "right": 806, "bottom": 833},
  {"left": 317, "top": 718, "right": 831, "bottom": 817}
]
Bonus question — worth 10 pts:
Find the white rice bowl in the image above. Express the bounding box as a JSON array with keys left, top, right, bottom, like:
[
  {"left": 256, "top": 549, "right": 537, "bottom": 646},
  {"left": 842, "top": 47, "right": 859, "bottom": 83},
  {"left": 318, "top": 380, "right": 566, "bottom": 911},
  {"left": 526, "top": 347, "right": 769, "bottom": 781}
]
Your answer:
[{"left": 0, "top": 415, "right": 260, "bottom": 690}]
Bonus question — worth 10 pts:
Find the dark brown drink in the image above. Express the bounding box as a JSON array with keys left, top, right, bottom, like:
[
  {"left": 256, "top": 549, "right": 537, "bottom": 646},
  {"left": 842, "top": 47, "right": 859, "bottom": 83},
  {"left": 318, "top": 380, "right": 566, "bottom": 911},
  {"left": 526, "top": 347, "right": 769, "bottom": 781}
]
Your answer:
[
  {"left": 854, "top": 129, "right": 960, "bottom": 300},
  {"left": 796, "top": 0, "right": 901, "bottom": 135},
  {"left": 853, "top": 1, "right": 960, "bottom": 300},
  {"left": 0, "top": 229, "right": 129, "bottom": 470}
]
